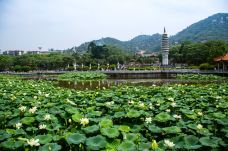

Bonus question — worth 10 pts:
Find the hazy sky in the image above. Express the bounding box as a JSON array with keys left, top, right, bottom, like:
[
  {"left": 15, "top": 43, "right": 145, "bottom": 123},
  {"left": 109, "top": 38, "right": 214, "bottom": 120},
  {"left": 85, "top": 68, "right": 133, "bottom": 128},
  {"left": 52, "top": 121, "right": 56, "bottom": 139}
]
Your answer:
[{"left": 0, "top": 0, "right": 227, "bottom": 50}]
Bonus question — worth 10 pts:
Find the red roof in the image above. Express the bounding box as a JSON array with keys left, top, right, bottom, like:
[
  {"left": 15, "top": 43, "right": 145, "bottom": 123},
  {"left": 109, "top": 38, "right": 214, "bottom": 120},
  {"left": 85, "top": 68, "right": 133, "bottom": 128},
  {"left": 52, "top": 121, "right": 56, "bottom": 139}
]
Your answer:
[{"left": 214, "top": 52, "right": 228, "bottom": 62}]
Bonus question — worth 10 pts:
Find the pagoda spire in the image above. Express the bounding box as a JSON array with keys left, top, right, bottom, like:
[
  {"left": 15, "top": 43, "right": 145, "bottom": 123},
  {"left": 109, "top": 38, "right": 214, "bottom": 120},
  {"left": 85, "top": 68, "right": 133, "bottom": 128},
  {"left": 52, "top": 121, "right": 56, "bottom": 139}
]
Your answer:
[{"left": 164, "top": 27, "right": 166, "bottom": 34}]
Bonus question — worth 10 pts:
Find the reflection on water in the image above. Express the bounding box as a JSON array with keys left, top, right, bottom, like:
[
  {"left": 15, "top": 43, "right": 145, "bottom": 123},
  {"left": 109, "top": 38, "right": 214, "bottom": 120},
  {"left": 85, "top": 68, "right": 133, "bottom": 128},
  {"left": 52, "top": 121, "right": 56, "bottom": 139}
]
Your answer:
[{"left": 55, "top": 79, "right": 225, "bottom": 90}]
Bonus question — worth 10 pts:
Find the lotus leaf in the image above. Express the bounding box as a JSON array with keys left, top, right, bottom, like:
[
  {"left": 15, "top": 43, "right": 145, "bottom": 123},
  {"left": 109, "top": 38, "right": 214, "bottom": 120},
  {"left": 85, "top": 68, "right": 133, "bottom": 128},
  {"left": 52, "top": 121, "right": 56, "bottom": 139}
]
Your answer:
[
  {"left": 213, "top": 112, "right": 226, "bottom": 119},
  {"left": 35, "top": 134, "right": 52, "bottom": 144},
  {"left": 99, "top": 118, "right": 113, "bottom": 128},
  {"left": 66, "top": 107, "right": 79, "bottom": 114},
  {"left": 124, "top": 133, "right": 139, "bottom": 142},
  {"left": 183, "top": 135, "right": 201, "bottom": 149},
  {"left": 138, "top": 142, "right": 151, "bottom": 151},
  {"left": 148, "top": 125, "right": 162, "bottom": 133},
  {"left": 117, "top": 141, "right": 136, "bottom": 151},
  {"left": 38, "top": 143, "right": 62, "bottom": 151},
  {"left": 72, "top": 113, "right": 83, "bottom": 122},
  {"left": 163, "top": 126, "right": 181, "bottom": 134},
  {"left": 82, "top": 125, "right": 99, "bottom": 134},
  {"left": 106, "top": 139, "right": 121, "bottom": 150},
  {"left": 0, "top": 140, "right": 23, "bottom": 150},
  {"left": 118, "top": 125, "right": 131, "bottom": 132},
  {"left": 66, "top": 133, "right": 86, "bottom": 144},
  {"left": 126, "top": 110, "right": 141, "bottom": 118},
  {"left": 101, "top": 127, "right": 120, "bottom": 138},
  {"left": 199, "top": 137, "right": 219, "bottom": 148},
  {"left": 86, "top": 135, "right": 107, "bottom": 150},
  {"left": 154, "top": 112, "right": 172, "bottom": 122},
  {"left": 21, "top": 117, "right": 35, "bottom": 125}
]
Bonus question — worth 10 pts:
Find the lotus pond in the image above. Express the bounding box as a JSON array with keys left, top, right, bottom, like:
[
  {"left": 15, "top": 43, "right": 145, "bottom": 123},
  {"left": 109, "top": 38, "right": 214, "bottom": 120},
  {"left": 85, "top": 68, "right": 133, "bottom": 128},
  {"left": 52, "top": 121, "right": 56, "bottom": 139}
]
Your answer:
[{"left": 0, "top": 75, "right": 227, "bottom": 151}]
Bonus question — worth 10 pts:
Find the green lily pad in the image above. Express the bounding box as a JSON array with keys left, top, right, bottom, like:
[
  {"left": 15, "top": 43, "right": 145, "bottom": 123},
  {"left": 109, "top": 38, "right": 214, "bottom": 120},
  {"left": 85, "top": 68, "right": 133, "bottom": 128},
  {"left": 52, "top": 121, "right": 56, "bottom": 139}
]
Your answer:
[
  {"left": 72, "top": 113, "right": 83, "bottom": 122},
  {"left": 199, "top": 137, "right": 219, "bottom": 148},
  {"left": 117, "top": 141, "right": 136, "bottom": 151},
  {"left": 99, "top": 118, "right": 113, "bottom": 128},
  {"left": 66, "top": 107, "right": 79, "bottom": 114},
  {"left": 35, "top": 134, "right": 52, "bottom": 144},
  {"left": 38, "top": 143, "right": 62, "bottom": 151},
  {"left": 138, "top": 142, "right": 151, "bottom": 151},
  {"left": 124, "top": 133, "right": 139, "bottom": 142},
  {"left": 118, "top": 125, "right": 131, "bottom": 132},
  {"left": 154, "top": 112, "right": 172, "bottom": 122},
  {"left": 148, "top": 125, "right": 162, "bottom": 133},
  {"left": 82, "top": 125, "right": 99, "bottom": 134},
  {"left": 106, "top": 139, "right": 121, "bottom": 150},
  {"left": 163, "top": 126, "right": 181, "bottom": 134},
  {"left": 126, "top": 110, "right": 141, "bottom": 118},
  {"left": 21, "top": 117, "right": 35, "bottom": 125},
  {"left": 101, "top": 127, "right": 120, "bottom": 138},
  {"left": 183, "top": 135, "right": 201, "bottom": 149},
  {"left": 86, "top": 135, "right": 107, "bottom": 150},
  {"left": 0, "top": 140, "right": 23, "bottom": 150},
  {"left": 213, "top": 112, "right": 226, "bottom": 119},
  {"left": 66, "top": 133, "right": 86, "bottom": 145},
  {"left": 0, "top": 132, "right": 11, "bottom": 141}
]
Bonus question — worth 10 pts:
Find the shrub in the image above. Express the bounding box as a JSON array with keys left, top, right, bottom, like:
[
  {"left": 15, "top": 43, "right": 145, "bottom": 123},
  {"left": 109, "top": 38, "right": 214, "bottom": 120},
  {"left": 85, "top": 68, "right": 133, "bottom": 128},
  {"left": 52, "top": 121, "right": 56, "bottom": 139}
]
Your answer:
[{"left": 199, "top": 63, "right": 214, "bottom": 70}]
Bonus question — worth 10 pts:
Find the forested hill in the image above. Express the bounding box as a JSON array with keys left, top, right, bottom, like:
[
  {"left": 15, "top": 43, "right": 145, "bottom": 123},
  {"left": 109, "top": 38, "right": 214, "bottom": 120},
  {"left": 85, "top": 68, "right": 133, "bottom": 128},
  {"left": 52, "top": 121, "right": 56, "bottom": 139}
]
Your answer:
[
  {"left": 74, "top": 13, "right": 228, "bottom": 53},
  {"left": 75, "top": 34, "right": 161, "bottom": 53},
  {"left": 171, "top": 13, "right": 228, "bottom": 43}
]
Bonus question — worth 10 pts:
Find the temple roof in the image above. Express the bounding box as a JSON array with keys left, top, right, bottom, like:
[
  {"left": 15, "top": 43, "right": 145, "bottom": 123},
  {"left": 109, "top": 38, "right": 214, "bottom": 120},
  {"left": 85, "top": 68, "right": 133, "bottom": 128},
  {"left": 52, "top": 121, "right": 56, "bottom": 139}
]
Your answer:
[{"left": 214, "top": 52, "right": 228, "bottom": 61}]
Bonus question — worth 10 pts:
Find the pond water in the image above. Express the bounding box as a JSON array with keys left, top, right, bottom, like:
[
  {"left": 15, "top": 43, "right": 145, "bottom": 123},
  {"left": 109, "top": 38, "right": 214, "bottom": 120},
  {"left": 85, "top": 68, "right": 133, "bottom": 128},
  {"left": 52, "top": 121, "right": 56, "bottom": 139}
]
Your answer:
[
  {"left": 55, "top": 79, "right": 227, "bottom": 90},
  {"left": 23, "top": 76, "right": 227, "bottom": 90}
]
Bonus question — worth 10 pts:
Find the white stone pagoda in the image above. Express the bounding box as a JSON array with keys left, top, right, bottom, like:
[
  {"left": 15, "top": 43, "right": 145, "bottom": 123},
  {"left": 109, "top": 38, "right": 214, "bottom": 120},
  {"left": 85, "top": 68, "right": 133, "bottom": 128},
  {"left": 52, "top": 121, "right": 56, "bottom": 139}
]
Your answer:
[{"left": 161, "top": 27, "right": 169, "bottom": 65}]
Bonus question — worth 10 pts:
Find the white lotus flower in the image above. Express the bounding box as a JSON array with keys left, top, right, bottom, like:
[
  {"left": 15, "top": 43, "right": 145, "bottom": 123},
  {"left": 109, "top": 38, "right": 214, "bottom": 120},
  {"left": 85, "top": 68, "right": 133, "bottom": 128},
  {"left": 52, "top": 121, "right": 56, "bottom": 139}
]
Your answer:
[
  {"left": 156, "top": 103, "right": 160, "bottom": 106},
  {"left": 215, "top": 96, "right": 222, "bottom": 100},
  {"left": 16, "top": 122, "right": 22, "bottom": 129},
  {"left": 149, "top": 103, "right": 153, "bottom": 109},
  {"left": 33, "top": 96, "right": 38, "bottom": 99},
  {"left": 80, "top": 118, "right": 89, "bottom": 126},
  {"left": 66, "top": 99, "right": 76, "bottom": 105},
  {"left": 168, "top": 97, "right": 174, "bottom": 101},
  {"left": 145, "top": 117, "right": 152, "bottom": 124},
  {"left": 166, "top": 109, "right": 171, "bottom": 112},
  {"left": 173, "top": 114, "right": 181, "bottom": 119},
  {"left": 45, "top": 93, "right": 49, "bottom": 97},
  {"left": 168, "top": 87, "right": 173, "bottom": 90},
  {"left": 38, "top": 90, "right": 42, "bottom": 95},
  {"left": 171, "top": 102, "right": 177, "bottom": 107},
  {"left": 44, "top": 114, "right": 51, "bottom": 121},
  {"left": 197, "top": 112, "right": 203, "bottom": 116},
  {"left": 164, "top": 139, "right": 175, "bottom": 148},
  {"left": 106, "top": 101, "right": 114, "bottom": 106},
  {"left": 19, "top": 106, "right": 26, "bottom": 112},
  {"left": 197, "top": 124, "right": 203, "bottom": 129},
  {"left": 128, "top": 100, "right": 134, "bottom": 104},
  {"left": 27, "top": 138, "right": 40, "bottom": 147},
  {"left": 29, "top": 107, "right": 37, "bottom": 114},
  {"left": 39, "top": 124, "right": 46, "bottom": 129},
  {"left": 139, "top": 102, "right": 145, "bottom": 108}
]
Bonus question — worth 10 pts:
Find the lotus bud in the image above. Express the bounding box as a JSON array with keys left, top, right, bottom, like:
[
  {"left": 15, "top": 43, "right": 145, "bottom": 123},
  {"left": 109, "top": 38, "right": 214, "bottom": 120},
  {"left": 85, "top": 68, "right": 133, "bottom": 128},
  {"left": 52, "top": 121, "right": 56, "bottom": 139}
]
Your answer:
[
  {"left": 68, "top": 119, "right": 72, "bottom": 123},
  {"left": 151, "top": 140, "right": 158, "bottom": 150}
]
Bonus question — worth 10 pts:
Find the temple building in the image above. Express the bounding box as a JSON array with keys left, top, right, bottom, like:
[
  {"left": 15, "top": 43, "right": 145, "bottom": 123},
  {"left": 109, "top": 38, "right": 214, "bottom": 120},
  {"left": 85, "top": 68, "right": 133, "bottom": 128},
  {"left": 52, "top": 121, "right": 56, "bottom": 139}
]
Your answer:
[{"left": 161, "top": 27, "right": 169, "bottom": 65}]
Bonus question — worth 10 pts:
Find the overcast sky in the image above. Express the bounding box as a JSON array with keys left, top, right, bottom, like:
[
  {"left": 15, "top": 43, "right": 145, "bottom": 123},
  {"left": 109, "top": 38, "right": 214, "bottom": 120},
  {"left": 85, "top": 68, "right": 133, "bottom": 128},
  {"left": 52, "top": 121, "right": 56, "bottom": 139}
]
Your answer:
[{"left": 0, "top": 0, "right": 227, "bottom": 50}]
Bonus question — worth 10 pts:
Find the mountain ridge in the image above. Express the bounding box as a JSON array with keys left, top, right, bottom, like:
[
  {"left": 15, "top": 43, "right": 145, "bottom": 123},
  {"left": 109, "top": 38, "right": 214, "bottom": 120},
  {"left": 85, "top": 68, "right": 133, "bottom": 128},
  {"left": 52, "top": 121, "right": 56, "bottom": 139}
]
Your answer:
[{"left": 74, "top": 13, "right": 228, "bottom": 53}]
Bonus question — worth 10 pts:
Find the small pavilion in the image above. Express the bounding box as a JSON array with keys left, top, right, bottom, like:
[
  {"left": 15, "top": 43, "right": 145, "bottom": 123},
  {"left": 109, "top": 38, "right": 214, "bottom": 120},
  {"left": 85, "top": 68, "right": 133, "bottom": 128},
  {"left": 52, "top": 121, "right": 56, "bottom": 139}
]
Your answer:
[{"left": 214, "top": 52, "right": 228, "bottom": 70}]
